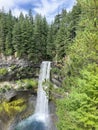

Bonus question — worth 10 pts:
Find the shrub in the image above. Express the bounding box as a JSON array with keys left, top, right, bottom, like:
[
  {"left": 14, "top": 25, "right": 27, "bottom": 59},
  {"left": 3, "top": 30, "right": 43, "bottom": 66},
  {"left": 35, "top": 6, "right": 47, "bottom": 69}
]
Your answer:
[
  {"left": 16, "top": 79, "right": 38, "bottom": 90},
  {"left": 0, "top": 68, "right": 8, "bottom": 76},
  {"left": 0, "top": 98, "right": 26, "bottom": 117}
]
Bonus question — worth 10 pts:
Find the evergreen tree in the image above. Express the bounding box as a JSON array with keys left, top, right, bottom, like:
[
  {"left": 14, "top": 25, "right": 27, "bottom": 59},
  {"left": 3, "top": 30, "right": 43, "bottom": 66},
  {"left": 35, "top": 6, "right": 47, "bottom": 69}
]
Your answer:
[
  {"left": 56, "top": 0, "right": 98, "bottom": 130},
  {"left": 33, "top": 14, "right": 43, "bottom": 62},
  {"left": 28, "top": 9, "right": 33, "bottom": 24},
  {"left": 0, "top": 10, "right": 7, "bottom": 54},
  {"left": 55, "top": 23, "right": 66, "bottom": 61},
  {"left": 41, "top": 16, "right": 49, "bottom": 59},
  {"left": 12, "top": 21, "right": 22, "bottom": 57},
  {"left": 5, "top": 10, "right": 15, "bottom": 55},
  {"left": 47, "top": 24, "right": 56, "bottom": 59},
  {"left": 33, "top": 14, "right": 49, "bottom": 62}
]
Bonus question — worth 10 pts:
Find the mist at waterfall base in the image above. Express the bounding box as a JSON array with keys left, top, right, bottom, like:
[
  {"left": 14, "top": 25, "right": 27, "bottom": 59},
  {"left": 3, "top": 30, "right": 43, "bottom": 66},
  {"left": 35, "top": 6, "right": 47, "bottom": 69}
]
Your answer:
[{"left": 15, "top": 61, "right": 52, "bottom": 130}]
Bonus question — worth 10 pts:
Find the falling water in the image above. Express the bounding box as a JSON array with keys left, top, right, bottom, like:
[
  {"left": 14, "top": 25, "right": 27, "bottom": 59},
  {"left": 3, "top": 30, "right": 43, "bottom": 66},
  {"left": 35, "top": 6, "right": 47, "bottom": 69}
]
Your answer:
[
  {"left": 35, "top": 61, "right": 51, "bottom": 119},
  {"left": 15, "top": 61, "right": 51, "bottom": 130}
]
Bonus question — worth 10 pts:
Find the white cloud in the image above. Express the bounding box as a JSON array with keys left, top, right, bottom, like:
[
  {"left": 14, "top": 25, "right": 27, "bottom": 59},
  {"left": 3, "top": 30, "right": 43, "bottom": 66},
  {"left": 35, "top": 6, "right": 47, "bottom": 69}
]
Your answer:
[
  {"left": 15, "top": 0, "right": 32, "bottom": 4},
  {"left": 0, "top": 0, "right": 76, "bottom": 22},
  {"left": 0, "top": 0, "right": 28, "bottom": 16},
  {"left": 34, "top": 0, "right": 66, "bottom": 16},
  {"left": 12, "top": 8, "right": 28, "bottom": 17},
  {"left": 33, "top": 0, "right": 76, "bottom": 22},
  {"left": 0, "top": 0, "right": 14, "bottom": 11}
]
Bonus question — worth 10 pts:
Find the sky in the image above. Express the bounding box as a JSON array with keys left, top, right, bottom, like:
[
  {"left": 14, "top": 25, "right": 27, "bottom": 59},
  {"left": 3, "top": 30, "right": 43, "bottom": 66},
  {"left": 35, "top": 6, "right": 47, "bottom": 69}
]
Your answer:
[{"left": 0, "top": 0, "right": 76, "bottom": 23}]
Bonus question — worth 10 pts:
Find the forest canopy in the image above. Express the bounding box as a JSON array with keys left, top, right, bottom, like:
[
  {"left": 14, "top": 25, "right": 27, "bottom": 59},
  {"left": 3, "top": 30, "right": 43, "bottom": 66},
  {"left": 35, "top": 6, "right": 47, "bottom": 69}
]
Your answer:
[{"left": 0, "top": 0, "right": 98, "bottom": 129}]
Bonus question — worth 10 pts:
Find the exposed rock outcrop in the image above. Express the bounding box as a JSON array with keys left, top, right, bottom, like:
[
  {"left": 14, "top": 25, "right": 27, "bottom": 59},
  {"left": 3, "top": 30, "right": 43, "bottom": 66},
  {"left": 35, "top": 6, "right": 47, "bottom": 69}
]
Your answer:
[
  {"left": 0, "top": 56, "right": 40, "bottom": 81},
  {"left": 0, "top": 90, "right": 36, "bottom": 130}
]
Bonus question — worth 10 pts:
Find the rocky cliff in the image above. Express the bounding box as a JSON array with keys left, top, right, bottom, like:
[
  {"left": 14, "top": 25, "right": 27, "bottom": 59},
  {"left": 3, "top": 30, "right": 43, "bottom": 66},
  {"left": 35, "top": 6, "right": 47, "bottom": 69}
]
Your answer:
[{"left": 0, "top": 55, "right": 40, "bottom": 81}]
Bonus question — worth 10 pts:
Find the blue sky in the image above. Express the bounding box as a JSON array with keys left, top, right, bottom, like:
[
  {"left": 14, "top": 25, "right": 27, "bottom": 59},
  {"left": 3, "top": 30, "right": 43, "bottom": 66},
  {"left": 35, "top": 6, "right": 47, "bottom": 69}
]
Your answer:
[{"left": 0, "top": 0, "right": 76, "bottom": 22}]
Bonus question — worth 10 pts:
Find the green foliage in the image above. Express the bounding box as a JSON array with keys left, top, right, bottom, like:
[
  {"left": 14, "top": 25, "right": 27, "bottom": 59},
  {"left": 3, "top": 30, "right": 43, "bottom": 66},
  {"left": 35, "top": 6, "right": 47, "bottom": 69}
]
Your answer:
[
  {"left": 46, "top": 24, "right": 56, "bottom": 59},
  {"left": 0, "top": 85, "right": 11, "bottom": 93},
  {"left": 55, "top": 0, "right": 98, "bottom": 130},
  {"left": 23, "top": 79, "right": 38, "bottom": 90},
  {"left": 51, "top": 67, "right": 61, "bottom": 75},
  {"left": 0, "top": 1, "right": 98, "bottom": 129},
  {"left": 16, "top": 79, "right": 38, "bottom": 90},
  {"left": 0, "top": 68, "right": 8, "bottom": 76},
  {"left": 56, "top": 72, "right": 98, "bottom": 129},
  {"left": 0, "top": 10, "right": 49, "bottom": 61},
  {"left": 0, "top": 98, "right": 26, "bottom": 117}
]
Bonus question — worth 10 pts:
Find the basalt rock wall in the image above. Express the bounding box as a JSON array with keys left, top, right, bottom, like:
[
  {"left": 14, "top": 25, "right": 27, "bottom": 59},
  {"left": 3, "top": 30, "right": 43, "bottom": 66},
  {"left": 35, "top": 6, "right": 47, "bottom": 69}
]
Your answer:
[{"left": 0, "top": 56, "right": 40, "bottom": 81}]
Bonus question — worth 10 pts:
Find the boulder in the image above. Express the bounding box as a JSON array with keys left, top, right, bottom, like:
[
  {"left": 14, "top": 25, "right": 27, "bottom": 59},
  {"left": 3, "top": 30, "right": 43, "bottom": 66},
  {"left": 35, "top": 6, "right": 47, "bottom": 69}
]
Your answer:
[{"left": 4, "top": 89, "right": 17, "bottom": 102}]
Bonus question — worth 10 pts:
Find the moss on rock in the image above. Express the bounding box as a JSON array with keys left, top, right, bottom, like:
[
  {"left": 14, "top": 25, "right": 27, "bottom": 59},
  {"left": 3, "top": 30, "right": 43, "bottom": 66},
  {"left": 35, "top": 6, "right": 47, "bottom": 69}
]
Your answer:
[{"left": 0, "top": 98, "right": 26, "bottom": 118}]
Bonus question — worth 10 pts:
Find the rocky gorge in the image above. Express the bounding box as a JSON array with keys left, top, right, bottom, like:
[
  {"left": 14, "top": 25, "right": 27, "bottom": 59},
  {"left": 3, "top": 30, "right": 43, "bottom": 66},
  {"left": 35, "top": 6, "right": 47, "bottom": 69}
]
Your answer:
[{"left": 0, "top": 56, "right": 60, "bottom": 130}]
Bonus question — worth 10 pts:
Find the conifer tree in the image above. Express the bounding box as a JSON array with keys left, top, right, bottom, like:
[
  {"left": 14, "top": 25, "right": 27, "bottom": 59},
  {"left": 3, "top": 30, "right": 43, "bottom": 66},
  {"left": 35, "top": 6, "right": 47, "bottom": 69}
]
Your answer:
[
  {"left": 0, "top": 10, "right": 7, "bottom": 54},
  {"left": 5, "top": 10, "right": 15, "bottom": 55},
  {"left": 47, "top": 24, "right": 56, "bottom": 59}
]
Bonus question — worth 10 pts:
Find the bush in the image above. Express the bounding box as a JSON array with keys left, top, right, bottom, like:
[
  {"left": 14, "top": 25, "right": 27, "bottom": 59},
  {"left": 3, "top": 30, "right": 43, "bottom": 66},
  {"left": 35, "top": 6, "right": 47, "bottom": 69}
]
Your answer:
[
  {"left": 16, "top": 79, "right": 38, "bottom": 90},
  {"left": 0, "top": 68, "right": 8, "bottom": 76},
  {"left": 0, "top": 85, "right": 11, "bottom": 94},
  {"left": 0, "top": 98, "right": 26, "bottom": 117},
  {"left": 0, "top": 88, "right": 6, "bottom": 93}
]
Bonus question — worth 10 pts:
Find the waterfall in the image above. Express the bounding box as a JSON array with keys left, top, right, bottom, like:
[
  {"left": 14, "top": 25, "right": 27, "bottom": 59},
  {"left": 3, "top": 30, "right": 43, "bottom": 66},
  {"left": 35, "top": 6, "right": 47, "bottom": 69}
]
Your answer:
[
  {"left": 35, "top": 61, "right": 51, "bottom": 122},
  {"left": 15, "top": 61, "right": 51, "bottom": 130}
]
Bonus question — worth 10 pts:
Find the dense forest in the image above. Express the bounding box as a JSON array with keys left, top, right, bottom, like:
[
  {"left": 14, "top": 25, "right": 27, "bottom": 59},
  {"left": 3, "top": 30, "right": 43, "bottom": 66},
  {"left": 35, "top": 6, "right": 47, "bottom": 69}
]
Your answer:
[{"left": 0, "top": 0, "right": 98, "bottom": 130}]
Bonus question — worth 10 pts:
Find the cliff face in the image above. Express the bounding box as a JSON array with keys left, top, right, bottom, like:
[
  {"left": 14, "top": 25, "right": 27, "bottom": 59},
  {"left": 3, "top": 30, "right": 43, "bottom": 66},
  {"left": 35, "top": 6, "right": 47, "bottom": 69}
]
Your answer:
[
  {"left": 0, "top": 56, "right": 39, "bottom": 130},
  {"left": 0, "top": 89, "right": 57, "bottom": 130},
  {"left": 0, "top": 55, "right": 40, "bottom": 81},
  {"left": 0, "top": 90, "right": 36, "bottom": 130},
  {"left": 0, "top": 56, "right": 58, "bottom": 130}
]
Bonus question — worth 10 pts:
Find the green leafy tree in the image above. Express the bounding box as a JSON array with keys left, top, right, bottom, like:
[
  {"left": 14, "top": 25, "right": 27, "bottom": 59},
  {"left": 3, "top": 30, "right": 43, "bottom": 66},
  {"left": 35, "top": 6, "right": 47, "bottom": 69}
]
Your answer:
[{"left": 56, "top": 0, "right": 98, "bottom": 130}]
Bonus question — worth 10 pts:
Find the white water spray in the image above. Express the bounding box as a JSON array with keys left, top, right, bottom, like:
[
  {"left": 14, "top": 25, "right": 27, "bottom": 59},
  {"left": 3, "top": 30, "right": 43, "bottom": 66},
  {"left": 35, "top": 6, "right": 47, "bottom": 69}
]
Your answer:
[
  {"left": 15, "top": 61, "right": 51, "bottom": 130},
  {"left": 34, "top": 61, "right": 51, "bottom": 123}
]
